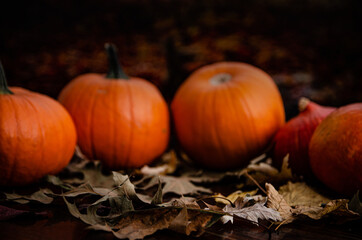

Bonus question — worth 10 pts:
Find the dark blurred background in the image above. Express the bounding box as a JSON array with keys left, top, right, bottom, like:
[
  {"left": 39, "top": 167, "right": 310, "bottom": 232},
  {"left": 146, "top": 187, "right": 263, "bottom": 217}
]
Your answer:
[{"left": 1, "top": 0, "right": 361, "bottom": 119}]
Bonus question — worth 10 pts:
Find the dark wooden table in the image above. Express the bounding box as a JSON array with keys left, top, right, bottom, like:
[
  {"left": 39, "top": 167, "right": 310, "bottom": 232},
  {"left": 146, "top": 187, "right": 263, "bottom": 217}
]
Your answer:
[{"left": 1, "top": 201, "right": 361, "bottom": 240}]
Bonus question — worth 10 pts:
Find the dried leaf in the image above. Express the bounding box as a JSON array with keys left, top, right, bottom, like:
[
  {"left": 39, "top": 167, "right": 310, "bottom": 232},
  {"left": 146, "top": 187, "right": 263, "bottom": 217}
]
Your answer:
[
  {"left": 65, "top": 159, "right": 115, "bottom": 188},
  {"left": 140, "top": 165, "right": 168, "bottom": 176},
  {"left": 63, "top": 196, "right": 98, "bottom": 225},
  {"left": 46, "top": 175, "right": 72, "bottom": 190},
  {"left": 223, "top": 197, "right": 282, "bottom": 224},
  {"left": 294, "top": 199, "right": 358, "bottom": 220},
  {"left": 279, "top": 182, "right": 330, "bottom": 207},
  {"left": 246, "top": 155, "right": 293, "bottom": 187},
  {"left": 140, "top": 150, "right": 178, "bottom": 175},
  {"left": 169, "top": 196, "right": 200, "bottom": 209},
  {"left": 141, "top": 175, "right": 212, "bottom": 196},
  {"left": 265, "top": 183, "right": 294, "bottom": 223},
  {"left": 5, "top": 189, "right": 54, "bottom": 204},
  {"left": 349, "top": 191, "right": 362, "bottom": 215},
  {"left": 169, "top": 207, "right": 193, "bottom": 234},
  {"left": 185, "top": 171, "right": 231, "bottom": 184},
  {"left": 90, "top": 208, "right": 178, "bottom": 240},
  {"left": 214, "top": 189, "right": 259, "bottom": 205},
  {"left": 169, "top": 207, "right": 217, "bottom": 236},
  {"left": 151, "top": 177, "right": 163, "bottom": 205},
  {"left": 279, "top": 154, "right": 293, "bottom": 180},
  {"left": 163, "top": 176, "right": 212, "bottom": 195},
  {"left": 266, "top": 182, "right": 359, "bottom": 227},
  {"left": 112, "top": 172, "right": 142, "bottom": 202}
]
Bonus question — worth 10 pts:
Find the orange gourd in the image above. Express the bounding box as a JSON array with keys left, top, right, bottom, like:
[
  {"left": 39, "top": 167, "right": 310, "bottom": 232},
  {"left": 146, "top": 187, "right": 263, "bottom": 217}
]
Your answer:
[
  {"left": 309, "top": 103, "right": 362, "bottom": 196},
  {"left": 0, "top": 62, "right": 77, "bottom": 186},
  {"left": 58, "top": 44, "right": 169, "bottom": 169},
  {"left": 171, "top": 62, "right": 285, "bottom": 169}
]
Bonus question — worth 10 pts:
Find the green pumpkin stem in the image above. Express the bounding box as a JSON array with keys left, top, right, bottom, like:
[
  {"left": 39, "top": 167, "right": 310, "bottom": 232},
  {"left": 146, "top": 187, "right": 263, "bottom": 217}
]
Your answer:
[
  {"left": 105, "top": 43, "right": 129, "bottom": 80},
  {"left": 0, "top": 61, "right": 13, "bottom": 95}
]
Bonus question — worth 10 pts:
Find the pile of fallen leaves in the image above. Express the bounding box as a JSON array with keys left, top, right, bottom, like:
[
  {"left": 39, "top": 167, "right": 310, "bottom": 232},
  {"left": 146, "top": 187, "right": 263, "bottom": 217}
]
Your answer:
[{"left": 1, "top": 149, "right": 361, "bottom": 240}]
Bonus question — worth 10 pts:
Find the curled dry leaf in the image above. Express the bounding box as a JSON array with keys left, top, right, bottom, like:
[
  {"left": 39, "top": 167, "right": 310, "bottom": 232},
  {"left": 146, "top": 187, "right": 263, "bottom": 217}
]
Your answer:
[
  {"left": 89, "top": 207, "right": 222, "bottom": 240},
  {"left": 169, "top": 207, "right": 220, "bottom": 236},
  {"left": 349, "top": 191, "right": 362, "bottom": 215},
  {"left": 5, "top": 189, "right": 54, "bottom": 204},
  {"left": 166, "top": 196, "right": 200, "bottom": 209},
  {"left": 63, "top": 159, "right": 115, "bottom": 188},
  {"left": 265, "top": 183, "right": 294, "bottom": 224},
  {"left": 294, "top": 199, "right": 359, "bottom": 220},
  {"left": 266, "top": 182, "right": 360, "bottom": 227},
  {"left": 139, "top": 175, "right": 212, "bottom": 196},
  {"left": 140, "top": 150, "right": 178, "bottom": 175},
  {"left": 246, "top": 155, "right": 293, "bottom": 187},
  {"left": 89, "top": 208, "right": 179, "bottom": 240},
  {"left": 222, "top": 197, "right": 283, "bottom": 225},
  {"left": 279, "top": 181, "right": 330, "bottom": 207},
  {"left": 214, "top": 189, "right": 259, "bottom": 205}
]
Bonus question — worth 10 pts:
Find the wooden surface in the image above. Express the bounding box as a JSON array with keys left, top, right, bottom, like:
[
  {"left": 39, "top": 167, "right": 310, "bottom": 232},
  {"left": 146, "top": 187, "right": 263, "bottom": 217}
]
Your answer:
[{"left": 0, "top": 201, "right": 361, "bottom": 240}]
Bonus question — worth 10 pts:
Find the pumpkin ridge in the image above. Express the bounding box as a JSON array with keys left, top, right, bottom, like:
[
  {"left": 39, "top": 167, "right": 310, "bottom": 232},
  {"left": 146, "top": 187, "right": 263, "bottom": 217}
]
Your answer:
[
  {"left": 124, "top": 82, "right": 134, "bottom": 168},
  {"left": 197, "top": 87, "right": 208, "bottom": 164},
  {"left": 234, "top": 84, "right": 259, "bottom": 151},
  {"left": 134, "top": 82, "right": 151, "bottom": 167},
  {"left": 212, "top": 88, "right": 227, "bottom": 163},
  {"left": 21, "top": 94, "right": 46, "bottom": 181},
  {"left": 89, "top": 86, "right": 100, "bottom": 161},
  {"left": 65, "top": 78, "right": 92, "bottom": 157},
  {"left": 41, "top": 95, "right": 73, "bottom": 173},
  {"left": 224, "top": 81, "right": 245, "bottom": 162},
  {"left": 109, "top": 81, "right": 117, "bottom": 168},
  {"left": 80, "top": 79, "right": 101, "bottom": 159}
]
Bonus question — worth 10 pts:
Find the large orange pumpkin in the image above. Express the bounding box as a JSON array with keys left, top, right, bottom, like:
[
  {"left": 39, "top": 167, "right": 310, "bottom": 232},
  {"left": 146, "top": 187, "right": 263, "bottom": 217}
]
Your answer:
[
  {"left": 58, "top": 44, "right": 169, "bottom": 169},
  {"left": 0, "top": 62, "right": 77, "bottom": 186},
  {"left": 171, "top": 62, "right": 285, "bottom": 169},
  {"left": 309, "top": 103, "right": 362, "bottom": 196}
]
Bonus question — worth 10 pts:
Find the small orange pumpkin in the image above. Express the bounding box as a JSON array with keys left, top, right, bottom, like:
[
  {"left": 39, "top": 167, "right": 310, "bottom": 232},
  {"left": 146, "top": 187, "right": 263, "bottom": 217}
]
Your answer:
[
  {"left": 58, "top": 44, "right": 169, "bottom": 169},
  {"left": 309, "top": 103, "right": 362, "bottom": 196},
  {"left": 171, "top": 62, "right": 285, "bottom": 169},
  {"left": 0, "top": 62, "right": 77, "bottom": 186}
]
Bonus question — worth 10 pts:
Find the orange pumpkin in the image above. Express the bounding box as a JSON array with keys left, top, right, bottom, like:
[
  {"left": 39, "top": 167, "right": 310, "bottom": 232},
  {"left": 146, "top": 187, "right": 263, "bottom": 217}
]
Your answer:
[
  {"left": 309, "top": 103, "right": 362, "bottom": 196},
  {"left": 58, "top": 44, "right": 169, "bottom": 169},
  {"left": 0, "top": 62, "right": 77, "bottom": 186},
  {"left": 171, "top": 62, "right": 285, "bottom": 169}
]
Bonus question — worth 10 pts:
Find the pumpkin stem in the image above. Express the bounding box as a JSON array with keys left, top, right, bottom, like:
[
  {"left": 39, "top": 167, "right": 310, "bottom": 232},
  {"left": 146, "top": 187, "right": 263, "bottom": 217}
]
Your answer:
[
  {"left": 298, "top": 97, "right": 310, "bottom": 112},
  {"left": 0, "top": 61, "right": 13, "bottom": 95},
  {"left": 105, "top": 43, "right": 129, "bottom": 80}
]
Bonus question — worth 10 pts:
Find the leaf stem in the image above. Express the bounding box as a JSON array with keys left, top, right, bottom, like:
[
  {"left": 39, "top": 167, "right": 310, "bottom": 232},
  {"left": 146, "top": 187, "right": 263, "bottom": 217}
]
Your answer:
[
  {"left": 0, "top": 61, "right": 13, "bottom": 95},
  {"left": 105, "top": 43, "right": 129, "bottom": 80},
  {"left": 243, "top": 171, "right": 267, "bottom": 195},
  {"left": 197, "top": 196, "right": 235, "bottom": 207}
]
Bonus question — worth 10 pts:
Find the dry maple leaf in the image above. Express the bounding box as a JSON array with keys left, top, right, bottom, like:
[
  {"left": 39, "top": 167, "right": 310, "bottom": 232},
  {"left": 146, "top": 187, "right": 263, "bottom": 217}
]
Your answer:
[
  {"left": 89, "top": 207, "right": 222, "bottom": 240},
  {"left": 139, "top": 175, "right": 212, "bottom": 196},
  {"left": 266, "top": 182, "right": 360, "bottom": 227},
  {"left": 246, "top": 155, "right": 293, "bottom": 187},
  {"left": 349, "top": 191, "right": 362, "bottom": 215},
  {"left": 140, "top": 150, "right": 178, "bottom": 175},
  {"left": 5, "top": 189, "right": 54, "bottom": 204},
  {"left": 90, "top": 208, "right": 179, "bottom": 240},
  {"left": 222, "top": 196, "right": 283, "bottom": 225},
  {"left": 214, "top": 189, "right": 260, "bottom": 205},
  {"left": 279, "top": 181, "right": 331, "bottom": 207},
  {"left": 265, "top": 183, "right": 294, "bottom": 224}
]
